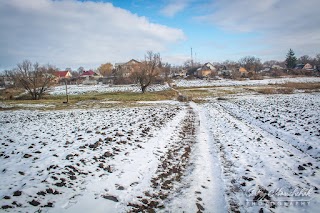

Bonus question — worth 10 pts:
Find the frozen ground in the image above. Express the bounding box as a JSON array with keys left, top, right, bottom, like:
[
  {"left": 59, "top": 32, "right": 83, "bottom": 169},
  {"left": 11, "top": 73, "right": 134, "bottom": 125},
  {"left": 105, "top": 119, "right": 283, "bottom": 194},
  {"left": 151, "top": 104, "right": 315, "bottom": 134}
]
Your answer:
[
  {"left": 174, "top": 77, "right": 320, "bottom": 88},
  {"left": 47, "top": 77, "right": 320, "bottom": 96},
  {"left": 200, "top": 93, "right": 319, "bottom": 213},
  {"left": 0, "top": 93, "right": 319, "bottom": 212},
  {"left": 49, "top": 84, "right": 170, "bottom": 95}
]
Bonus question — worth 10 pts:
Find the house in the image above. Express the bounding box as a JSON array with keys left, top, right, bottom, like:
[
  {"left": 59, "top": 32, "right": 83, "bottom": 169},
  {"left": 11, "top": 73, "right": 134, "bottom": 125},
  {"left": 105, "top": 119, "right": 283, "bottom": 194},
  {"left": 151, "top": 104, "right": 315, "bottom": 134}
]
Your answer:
[
  {"left": 202, "top": 62, "right": 216, "bottom": 71},
  {"left": 53, "top": 71, "right": 72, "bottom": 83},
  {"left": 99, "top": 76, "right": 114, "bottom": 84},
  {"left": 239, "top": 67, "right": 248, "bottom": 75},
  {"left": 115, "top": 59, "right": 141, "bottom": 77},
  {"left": 54, "top": 71, "right": 72, "bottom": 79},
  {"left": 80, "top": 70, "right": 102, "bottom": 79},
  {"left": 295, "top": 63, "right": 313, "bottom": 71},
  {"left": 219, "top": 70, "right": 232, "bottom": 77},
  {"left": 174, "top": 69, "right": 187, "bottom": 78},
  {"left": 271, "top": 65, "right": 284, "bottom": 70},
  {"left": 196, "top": 62, "right": 217, "bottom": 78},
  {"left": 186, "top": 66, "right": 201, "bottom": 77},
  {"left": 79, "top": 70, "right": 102, "bottom": 85},
  {"left": 303, "top": 63, "right": 313, "bottom": 71},
  {"left": 259, "top": 67, "right": 271, "bottom": 73}
]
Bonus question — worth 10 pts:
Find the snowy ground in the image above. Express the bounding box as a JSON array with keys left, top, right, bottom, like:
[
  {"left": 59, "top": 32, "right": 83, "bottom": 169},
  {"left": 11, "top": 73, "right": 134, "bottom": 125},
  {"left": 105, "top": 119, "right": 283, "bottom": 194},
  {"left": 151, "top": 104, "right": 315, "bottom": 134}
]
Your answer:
[
  {"left": 174, "top": 77, "right": 320, "bottom": 88},
  {"left": 48, "top": 84, "right": 170, "bottom": 95},
  {"left": 0, "top": 93, "right": 319, "bottom": 212},
  {"left": 200, "top": 94, "right": 319, "bottom": 213},
  {"left": 47, "top": 77, "right": 320, "bottom": 96}
]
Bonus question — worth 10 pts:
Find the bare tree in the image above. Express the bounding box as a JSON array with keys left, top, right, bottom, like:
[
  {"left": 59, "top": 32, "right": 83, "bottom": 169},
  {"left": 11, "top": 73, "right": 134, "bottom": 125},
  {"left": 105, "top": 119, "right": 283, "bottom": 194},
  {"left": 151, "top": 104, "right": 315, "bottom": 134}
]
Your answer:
[
  {"left": 7, "top": 60, "right": 57, "bottom": 100},
  {"left": 223, "top": 60, "right": 239, "bottom": 71},
  {"left": 263, "top": 60, "right": 280, "bottom": 67},
  {"left": 298, "top": 55, "right": 312, "bottom": 64},
  {"left": 239, "top": 56, "right": 262, "bottom": 72},
  {"left": 77, "top": 66, "right": 85, "bottom": 73},
  {"left": 315, "top": 54, "right": 320, "bottom": 63},
  {"left": 131, "top": 51, "right": 161, "bottom": 93},
  {"left": 160, "top": 62, "right": 171, "bottom": 81},
  {"left": 183, "top": 59, "right": 201, "bottom": 69}
]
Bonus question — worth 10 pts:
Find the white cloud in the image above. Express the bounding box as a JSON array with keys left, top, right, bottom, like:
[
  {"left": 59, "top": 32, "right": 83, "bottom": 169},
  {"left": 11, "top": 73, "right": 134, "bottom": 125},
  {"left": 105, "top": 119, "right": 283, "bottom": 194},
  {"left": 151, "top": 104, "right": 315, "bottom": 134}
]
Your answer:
[
  {"left": 160, "top": 0, "right": 189, "bottom": 17},
  {"left": 196, "top": 0, "right": 320, "bottom": 59},
  {"left": 162, "top": 54, "right": 190, "bottom": 65},
  {"left": 0, "top": 0, "right": 185, "bottom": 70}
]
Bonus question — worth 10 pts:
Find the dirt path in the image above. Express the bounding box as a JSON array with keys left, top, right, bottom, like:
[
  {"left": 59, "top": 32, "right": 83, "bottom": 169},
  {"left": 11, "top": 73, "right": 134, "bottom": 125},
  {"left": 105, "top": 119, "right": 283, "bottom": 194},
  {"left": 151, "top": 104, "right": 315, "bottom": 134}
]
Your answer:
[
  {"left": 127, "top": 105, "right": 197, "bottom": 212},
  {"left": 126, "top": 103, "right": 230, "bottom": 212}
]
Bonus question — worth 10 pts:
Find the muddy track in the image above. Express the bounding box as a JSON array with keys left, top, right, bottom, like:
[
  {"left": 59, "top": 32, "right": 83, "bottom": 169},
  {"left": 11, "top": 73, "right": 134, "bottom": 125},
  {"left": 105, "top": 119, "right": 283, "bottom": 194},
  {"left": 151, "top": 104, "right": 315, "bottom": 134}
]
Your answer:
[
  {"left": 203, "top": 102, "right": 319, "bottom": 213},
  {"left": 128, "top": 106, "right": 197, "bottom": 212},
  {"left": 217, "top": 102, "right": 319, "bottom": 161}
]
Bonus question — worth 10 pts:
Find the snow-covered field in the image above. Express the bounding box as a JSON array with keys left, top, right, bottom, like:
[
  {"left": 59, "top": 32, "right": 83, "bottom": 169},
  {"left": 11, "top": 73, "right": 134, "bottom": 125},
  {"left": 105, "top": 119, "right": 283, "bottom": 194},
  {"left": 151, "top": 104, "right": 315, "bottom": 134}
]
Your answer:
[
  {"left": 200, "top": 93, "right": 320, "bottom": 212},
  {"left": 174, "top": 77, "right": 320, "bottom": 88},
  {"left": 49, "top": 84, "right": 171, "bottom": 95},
  {"left": 0, "top": 93, "right": 319, "bottom": 212},
  {"left": 47, "top": 77, "right": 320, "bottom": 96}
]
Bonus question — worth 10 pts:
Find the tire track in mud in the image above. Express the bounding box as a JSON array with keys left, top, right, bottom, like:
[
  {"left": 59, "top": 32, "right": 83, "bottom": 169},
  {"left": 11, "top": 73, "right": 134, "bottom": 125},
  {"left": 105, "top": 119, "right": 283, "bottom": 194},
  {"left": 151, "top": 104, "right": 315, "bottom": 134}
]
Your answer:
[
  {"left": 218, "top": 101, "right": 319, "bottom": 161},
  {"left": 203, "top": 102, "right": 319, "bottom": 213},
  {"left": 127, "top": 106, "right": 198, "bottom": 212}
]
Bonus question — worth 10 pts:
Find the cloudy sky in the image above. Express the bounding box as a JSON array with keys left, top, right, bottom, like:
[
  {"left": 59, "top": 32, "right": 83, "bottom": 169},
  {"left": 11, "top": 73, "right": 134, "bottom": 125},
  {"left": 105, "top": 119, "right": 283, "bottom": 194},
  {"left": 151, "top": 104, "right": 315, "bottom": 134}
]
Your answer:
[{"left": 0, "top": 0, "right": 319, "bottom": 70}]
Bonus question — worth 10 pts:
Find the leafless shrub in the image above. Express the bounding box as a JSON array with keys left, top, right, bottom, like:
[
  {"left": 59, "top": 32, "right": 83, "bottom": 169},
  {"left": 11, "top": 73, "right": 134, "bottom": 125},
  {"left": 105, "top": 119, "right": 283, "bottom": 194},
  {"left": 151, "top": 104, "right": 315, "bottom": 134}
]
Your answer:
[{"left": 7, "top": 60, "right": 57, "bottom": 100}]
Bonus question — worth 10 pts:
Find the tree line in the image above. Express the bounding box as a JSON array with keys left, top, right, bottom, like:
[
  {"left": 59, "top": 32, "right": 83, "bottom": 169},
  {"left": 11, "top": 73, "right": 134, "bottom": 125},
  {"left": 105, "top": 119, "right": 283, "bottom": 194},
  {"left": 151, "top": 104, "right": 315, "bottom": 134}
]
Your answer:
[
  {"left": 2, "top": 49, "right": 320, "bottom": 100},
  {"left": 3, "top": 51, "right": 167, "bottom": 99}
]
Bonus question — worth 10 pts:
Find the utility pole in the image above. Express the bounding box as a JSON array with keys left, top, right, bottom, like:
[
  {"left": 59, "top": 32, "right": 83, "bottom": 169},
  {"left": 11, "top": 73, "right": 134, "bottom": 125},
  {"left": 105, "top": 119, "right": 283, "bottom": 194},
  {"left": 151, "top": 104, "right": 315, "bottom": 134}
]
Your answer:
[{"left": 64, "top": 79, "right": 69, "bottom": 103}]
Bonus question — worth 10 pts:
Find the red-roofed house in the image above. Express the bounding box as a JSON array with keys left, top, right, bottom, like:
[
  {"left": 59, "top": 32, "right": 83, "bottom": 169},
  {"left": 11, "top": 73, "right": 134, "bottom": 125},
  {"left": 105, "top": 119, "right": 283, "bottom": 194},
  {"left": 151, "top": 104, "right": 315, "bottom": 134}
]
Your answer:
[
  {"left": 79, "top": 70, "right": 102, "bottom": 85},
  {"left": 55, "top": 71, "right": 72, "bottom": 79},
  {"left": 53, "top": 71, "right": 72, "bottom": 83},
  {"left": 80, "top": 70, "right": 102, "bottom": 79}
]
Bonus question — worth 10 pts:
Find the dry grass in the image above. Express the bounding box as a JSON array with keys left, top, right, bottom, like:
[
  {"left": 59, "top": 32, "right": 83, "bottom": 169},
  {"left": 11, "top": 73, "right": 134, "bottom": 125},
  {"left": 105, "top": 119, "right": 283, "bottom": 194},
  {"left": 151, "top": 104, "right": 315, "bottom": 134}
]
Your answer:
[
  {"left": 249, "top": 74, "right": 264, "bottom": 80},
  {"left": 0, "top": 88, "right": 25, "bottom": 100},
  {"left": 256, "top": 87, "right": 294, "bottom": 94},
  {"left": 255, "top": 82, "right": 320, "bottom": 94},
  {"left": 177, "top": 89, "right": 211, "bottom": 100},
  {"left": 0, "top": 90, "right": 178, "bottom": 110},
  {"left": 282, "top": 82, "right": 320, "bottom": 90}
]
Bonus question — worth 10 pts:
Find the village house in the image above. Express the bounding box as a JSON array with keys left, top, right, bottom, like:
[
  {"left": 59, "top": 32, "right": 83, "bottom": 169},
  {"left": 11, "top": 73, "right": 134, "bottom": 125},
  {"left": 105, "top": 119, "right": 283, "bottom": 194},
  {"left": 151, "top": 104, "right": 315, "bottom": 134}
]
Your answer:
[
  {"left": 295, "top": 63, "right": 313, "bottom": 71},
  {"left": 217, "top": 65, "right": 231, "bottom": 76},
  {"left": 197, "top": 62, "right": 216, "bottom": 78},
  {"left": 115, "top": 59, "right": 141, "bottom": 78},
  {"left": 80, "top": 70, "right": 102, "bottom": 79},
  {"left": 79, "top": 70, "right": 102, "bottom": 85},
  {"left": 239, "top": 67, "right": 248, "bottom": 75},
  {"left": 272, "top": 65, "right": 284, "bottom": 70},
  {"left": 54, "top": 70, "right": 72, "bottom": 79},
  {"left": 53, "top": 71, "right": 72, "bottom": 83},
  {"left": 172, "top": 69, "right": 187, "bottom": 78}
]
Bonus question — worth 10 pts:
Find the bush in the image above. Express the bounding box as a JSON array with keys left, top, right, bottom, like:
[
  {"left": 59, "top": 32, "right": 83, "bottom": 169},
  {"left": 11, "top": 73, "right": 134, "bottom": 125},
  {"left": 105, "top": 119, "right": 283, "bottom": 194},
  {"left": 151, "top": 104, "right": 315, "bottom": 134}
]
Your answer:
[{"left": 249, "top": 73, "right": 263, "bottom": 80}]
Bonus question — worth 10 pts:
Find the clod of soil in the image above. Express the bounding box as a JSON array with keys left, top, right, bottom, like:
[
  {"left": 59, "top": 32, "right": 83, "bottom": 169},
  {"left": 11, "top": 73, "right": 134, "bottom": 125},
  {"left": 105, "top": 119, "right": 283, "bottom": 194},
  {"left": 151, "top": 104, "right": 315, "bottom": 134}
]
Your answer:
[
  {"left": 101, "top": 195, "right": 119, "bottom": 202},
  {"left": 196, "top": 203, "right": 205, "bottom": 211},
  {"left": 44, "top": 202, "right": 54, "bottom": 207},
  {"left": 29, "top": 200, "right": 40, "bottom": 206},
  {"left": 1, "top": 205, "right": 13, "bottom": 209},
  {"left": 104, "top": 151, "right": 113, "bottom": 157},
  {"left": 13, "top": 190, "right": 22, "bottom": 196},
  {"left": 23, "top": 154, "right": 32, "bottom": 158}
]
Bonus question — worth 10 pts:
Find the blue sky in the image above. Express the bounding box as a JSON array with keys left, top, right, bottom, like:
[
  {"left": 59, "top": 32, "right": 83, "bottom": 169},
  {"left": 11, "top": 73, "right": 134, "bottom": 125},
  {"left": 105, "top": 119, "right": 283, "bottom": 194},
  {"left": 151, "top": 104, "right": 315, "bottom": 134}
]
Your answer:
[{"left": 0, "top": 0, "right": 319, "bottom": 70}]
